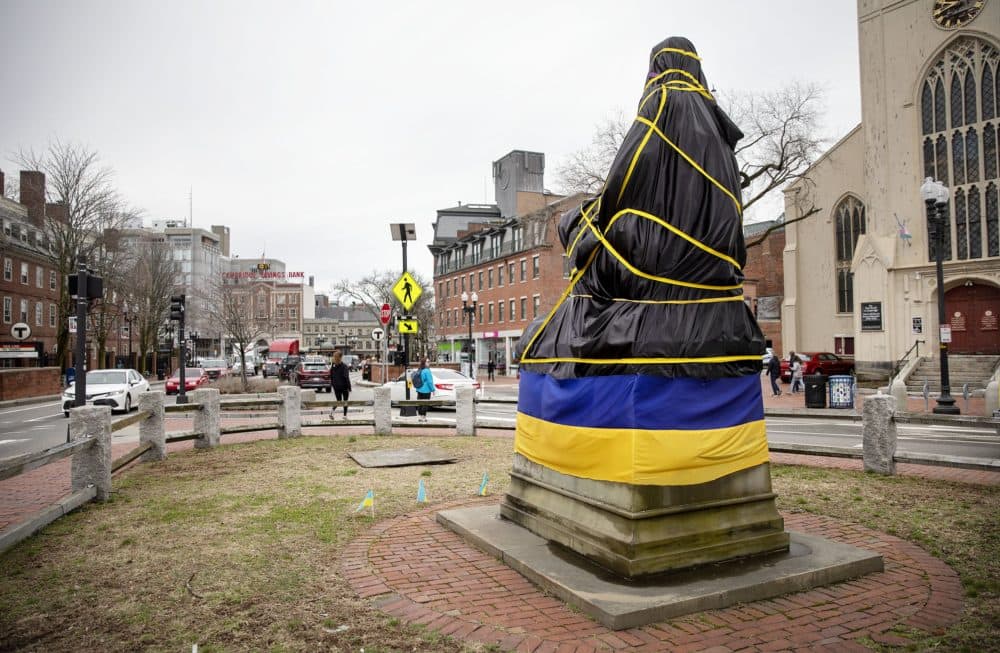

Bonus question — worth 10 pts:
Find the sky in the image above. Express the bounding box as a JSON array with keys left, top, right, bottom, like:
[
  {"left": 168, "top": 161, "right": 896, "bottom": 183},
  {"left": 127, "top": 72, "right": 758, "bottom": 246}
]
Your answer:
[{"left": 0, "top": 1, "right": 862, "bottom": 296}]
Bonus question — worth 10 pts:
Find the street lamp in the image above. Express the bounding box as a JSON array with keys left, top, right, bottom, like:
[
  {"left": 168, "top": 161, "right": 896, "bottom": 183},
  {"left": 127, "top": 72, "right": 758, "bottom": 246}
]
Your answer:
[
  {"left": 122, "top": 303, "right": 133, "bottom": 368},
  {"left": 390, "top": 222, "right": 418, "bottom": 415},
  {"left": 461, "top": 291, "right": 478, "bottom": 379},
  {"left": 920, "top": 177, "right": 960, "bottom": 415}
]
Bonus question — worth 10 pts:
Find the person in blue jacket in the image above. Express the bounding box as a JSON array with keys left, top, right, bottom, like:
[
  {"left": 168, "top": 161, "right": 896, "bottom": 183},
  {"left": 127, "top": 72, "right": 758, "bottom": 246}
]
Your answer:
[{"left": 415, "top": 358, "right": 435, "bottom": 422}]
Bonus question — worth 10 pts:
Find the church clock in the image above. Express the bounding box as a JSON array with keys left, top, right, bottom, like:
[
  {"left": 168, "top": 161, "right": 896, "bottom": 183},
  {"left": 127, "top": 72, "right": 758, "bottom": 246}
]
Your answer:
[{"left": 932, "top": 0, "right": 986, "bottom": 28}]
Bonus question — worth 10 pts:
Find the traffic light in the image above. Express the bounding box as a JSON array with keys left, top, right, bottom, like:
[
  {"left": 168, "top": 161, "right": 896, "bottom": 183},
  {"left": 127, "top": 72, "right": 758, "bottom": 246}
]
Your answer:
[{"left": 169, "top": 294, "right": 185, "bottom": 322}]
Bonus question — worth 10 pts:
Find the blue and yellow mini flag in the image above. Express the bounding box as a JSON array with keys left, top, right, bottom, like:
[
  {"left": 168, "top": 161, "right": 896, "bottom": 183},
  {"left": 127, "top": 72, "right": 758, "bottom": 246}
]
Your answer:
[
  {"left": 355, "top": 489, "right": 374, "bottom": 512},
  {"left": 416, "top": 478, "right": 428, "bottom": 503},
  {"left": 477, "top": 473, "right": 489, "bottom": 496}
]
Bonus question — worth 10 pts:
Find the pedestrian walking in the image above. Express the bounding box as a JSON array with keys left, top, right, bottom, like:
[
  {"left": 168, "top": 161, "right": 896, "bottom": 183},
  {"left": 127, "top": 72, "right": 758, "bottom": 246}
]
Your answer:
[
  {"left": 487, "top": 358, "right": 496, "bottom": 381},
  {"left": 329, "top": 350, "right": 352, "bottom": 419},
  {"left": 767, "top": 352, "right": 782, "bottom": 396},
  {"left": 790, "top": 354, "right": 804, "bottom": 393},
  {"left": 414, "top": 358, "right": 435, "bottom": 422}
]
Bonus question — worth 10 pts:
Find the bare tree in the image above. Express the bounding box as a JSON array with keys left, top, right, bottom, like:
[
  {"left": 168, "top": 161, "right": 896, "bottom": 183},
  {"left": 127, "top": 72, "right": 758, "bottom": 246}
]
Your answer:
[
  {"left": 554, "top": 82, "right": 827, "bottom": 245},
  {"left": 203, "top": 279, "right": 266, "bottom": 391},
  {"left": 14, "top": 141, "right": 138, "bottom": 369},
  {"left": 332, "top": 269, "right": 436, "bottom": 358},
  {"left": 123, "top": 238, "right": 178, "bottom": 375}
]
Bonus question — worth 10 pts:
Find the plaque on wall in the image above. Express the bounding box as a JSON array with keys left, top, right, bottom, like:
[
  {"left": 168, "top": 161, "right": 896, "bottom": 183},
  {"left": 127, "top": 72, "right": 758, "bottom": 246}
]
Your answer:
[
  {"left": 756, "top": 296, "right": 781, "bottom": 321},
  {"left": 950, "top": 311, "right": 966, "bottom": 332},
  {"left": 912, "top": 317, "right": 923, "bottom": 334},
  {"left": 861, "top": 302, "right": 883, "bottom": 331},
  {"left": 982, "top": 310, "right": 998, "bottom": 331}
]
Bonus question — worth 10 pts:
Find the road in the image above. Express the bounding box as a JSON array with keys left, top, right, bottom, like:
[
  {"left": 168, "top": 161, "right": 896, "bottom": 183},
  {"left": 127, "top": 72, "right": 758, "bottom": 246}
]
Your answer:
[{"left": 2, "top": 386, "right": 997, "bottom": 464}]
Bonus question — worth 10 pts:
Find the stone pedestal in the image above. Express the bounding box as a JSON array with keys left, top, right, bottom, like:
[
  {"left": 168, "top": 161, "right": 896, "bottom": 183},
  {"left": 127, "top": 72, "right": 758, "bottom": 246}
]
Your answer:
[{"left": 501, "top": 454, "right": 789, "bottom": 578}]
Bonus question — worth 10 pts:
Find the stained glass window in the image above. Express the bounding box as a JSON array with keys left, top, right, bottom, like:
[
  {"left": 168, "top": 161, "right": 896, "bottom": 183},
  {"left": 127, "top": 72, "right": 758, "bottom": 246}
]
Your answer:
[
  {"left": 834, "top": 197, "right": 865, "bottom": 313},
  {"left": 955, "top": 188, "right": 968, "bottom": 259},
  {"left": 984, "top": 64, "right": 996, "bottom": 120},
  {"left": 965, "top": 69, "right": 978, "bottom": 124},
  {"left": 986, "top": 182, "right": 999, "bottom": 256},
  {"left": 922, "top": 82, "right": 934, "bottom": 134},
  {"left": 968, "top": 186, "right": 982, "bottom": 258},
  {"left": 953, "top": 130, "right": 966, "bottom": 184},
  {"left": 985, "top": 124, "right": 997, "bottom": 179},
  {"left": 935, "top": 78, "right": 947, "bottom": 132},
  {"left": 924, "top": 138, "right": 936, "bottom": 179},
  {"left": 967, "top": 127, "right": 979, "bottom": 182},
  {"left": 952, "top": 74, "right": 964, "bottom": 127}
]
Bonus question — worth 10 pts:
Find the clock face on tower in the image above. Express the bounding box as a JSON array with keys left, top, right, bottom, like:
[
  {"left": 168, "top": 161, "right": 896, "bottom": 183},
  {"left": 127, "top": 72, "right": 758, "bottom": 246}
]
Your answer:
[{"left": 932, "top": 0, "right": 986, "bottom": 28}]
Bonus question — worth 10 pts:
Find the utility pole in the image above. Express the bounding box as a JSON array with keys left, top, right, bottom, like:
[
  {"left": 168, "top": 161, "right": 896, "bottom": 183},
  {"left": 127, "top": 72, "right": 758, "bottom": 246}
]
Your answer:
[
  {"left": 170, "top": 294, "right": 188, "bottom": 404},
  {"left": 74, "top": 257, "right": 88, "bottom": 408}
]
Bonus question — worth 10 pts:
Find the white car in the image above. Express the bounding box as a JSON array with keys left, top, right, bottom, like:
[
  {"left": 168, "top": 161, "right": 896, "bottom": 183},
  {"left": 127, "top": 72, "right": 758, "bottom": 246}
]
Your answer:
[
  {"left": 62, "top": 368, "right": 150, "bottom": 417},
  {"left": 383, "top": 368, "right": 482, "bottom": 408}
]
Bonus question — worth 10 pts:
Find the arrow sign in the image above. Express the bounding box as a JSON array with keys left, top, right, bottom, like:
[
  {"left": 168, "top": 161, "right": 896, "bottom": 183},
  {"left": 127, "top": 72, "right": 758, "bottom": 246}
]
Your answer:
[{"left": 397, "top": 319, "right": 419, "bottom": 334}]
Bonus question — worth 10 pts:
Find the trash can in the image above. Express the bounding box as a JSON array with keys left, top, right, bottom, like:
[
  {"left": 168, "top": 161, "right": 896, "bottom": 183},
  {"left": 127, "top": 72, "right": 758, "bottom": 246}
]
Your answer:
[
  {"left": 804, "top": 374, "right": 827, "bottom": 408},
  {"left": 828, "top": 375, "right": 855, "bottom": 409}
]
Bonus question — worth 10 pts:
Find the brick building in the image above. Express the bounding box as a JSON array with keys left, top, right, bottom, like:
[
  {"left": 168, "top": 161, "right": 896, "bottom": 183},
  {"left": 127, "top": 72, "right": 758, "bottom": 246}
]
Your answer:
[
  {"left": 0, "top": 170, "right": 62, "bottom": 369},
  {"left": 430, "top": 151, "right": 585, "bottom": 375},
  {"left": 742, "top": 218, "right": 786, "bottom": 356}
]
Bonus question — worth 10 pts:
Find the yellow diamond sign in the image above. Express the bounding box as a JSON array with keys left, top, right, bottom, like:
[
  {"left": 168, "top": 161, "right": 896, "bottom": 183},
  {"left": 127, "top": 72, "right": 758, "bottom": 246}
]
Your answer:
[{"left": 392, "top": 271, "right": 422, "bottom": 311}]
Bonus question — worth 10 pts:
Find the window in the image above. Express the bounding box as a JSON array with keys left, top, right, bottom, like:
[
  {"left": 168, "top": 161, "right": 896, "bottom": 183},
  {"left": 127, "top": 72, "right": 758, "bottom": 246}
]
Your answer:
[
  {"left": 532, "top": 295, "right": 540, "bottom": 318},
  {"left": 20, "top": 299, "right": 28, "bottom": 322},
  {"left": 49, "top": 270, "right": 56, "bottom": 290},
  {"left": 920, "top": 36, "right": 1000, "bottom": 260},
  {"left": 34, "top": 302, "right": 42, "bottom": 326},
  {"left": 532, "top": 255, "right": 540, "bottom": 278},
  {"left": 834, "top": 196, "right": 865, "bottom": 313},
  {"left": 2, "top": 297, "right": 10, "bottom": 323},
  {"left": 49, "top": 303, "right": 56, "bottom": 327},
  {"left": 834, "top": 336, "right": 855, "bottom": 356},
  {"left": 3, "top": 258, "right": 11, "bottom": 281},
  {"left": 498, "top": 301, "right": 504, "bottom": 322},
  {"left": 20, "top": 262, "right": 29, "bottom": 284},
  {"left": 509, "top": 299, "right": 515, "bottom": 321},
  {"left": 446, "top": 279, "right": 451, "bottom": 297},
  {"left": 478, "top": 304, "right": 484, "bottom": 324},
  {"left": 512, "top": 226, "right": 523, "bottom": 251},
  {"left": 35, "top": 267, "right": 43, "bottom": 288},
  {"left": 487, "top": 268, "right": 493, "bottom": 289},
  {"left": 498, "top": 265, "right": 504, "bottom": 287},
  {"left": 520, "top": 259, "right": 526, "bottom": 282},
  {"left": 509, "top": 262, "right": 515, "bottom": 282},
  {"left": 488, "top": 303, "right": 494, "bottom": 323},
  {"left": 520, "top": 297, "right": 527, "bottom": 320},
  {"left": 478, "top": 271, "right": 483, "bottom": 290},
  {"left": 461, "top": 276, "right": 465, "bottom": 292},
  {"left": 290, "top": 308, "right": 296, "bottom": 318},
  {"left": 490, "top": 233, "right": 503, "bottom": 257}
]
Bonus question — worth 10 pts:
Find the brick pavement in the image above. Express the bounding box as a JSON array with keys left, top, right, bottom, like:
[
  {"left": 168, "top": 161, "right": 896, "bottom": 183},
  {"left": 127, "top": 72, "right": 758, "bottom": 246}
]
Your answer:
[{"left": 344, "top": 499, "right": 966, "bottom": 652}]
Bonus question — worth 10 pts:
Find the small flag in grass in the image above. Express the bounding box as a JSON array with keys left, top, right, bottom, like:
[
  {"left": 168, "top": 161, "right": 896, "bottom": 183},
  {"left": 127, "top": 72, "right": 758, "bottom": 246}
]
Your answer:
[
  {"left": 416, "top": 478, "right": 428, "bottom": 503},
  {"left": 477, "top": 473, "right": 489, "bottom": 496},
  {"left": 355, "top": 489, "right": 374, "bottom": 512}
]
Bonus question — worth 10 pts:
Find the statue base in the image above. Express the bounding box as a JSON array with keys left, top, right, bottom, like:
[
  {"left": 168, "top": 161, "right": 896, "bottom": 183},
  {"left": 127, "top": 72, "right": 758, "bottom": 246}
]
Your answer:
[{"left": 500, "top": 454, "right": 790, "bottom": 578}]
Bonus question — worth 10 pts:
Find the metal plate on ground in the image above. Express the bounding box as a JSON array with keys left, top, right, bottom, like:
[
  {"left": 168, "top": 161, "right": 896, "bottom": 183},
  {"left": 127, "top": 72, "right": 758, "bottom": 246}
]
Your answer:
[{"left": 349, "top": 447, "right": 457, "bottom": 468}]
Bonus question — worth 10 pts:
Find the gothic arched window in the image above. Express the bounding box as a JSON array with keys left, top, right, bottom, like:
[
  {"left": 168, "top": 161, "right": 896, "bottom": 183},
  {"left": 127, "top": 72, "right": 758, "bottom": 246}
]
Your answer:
[
  {"left": 834, "top": 196, "right": 866, "bottom": 314},
  {"left": 921, "top": 37, "right": 1000, "bottom": 261}
]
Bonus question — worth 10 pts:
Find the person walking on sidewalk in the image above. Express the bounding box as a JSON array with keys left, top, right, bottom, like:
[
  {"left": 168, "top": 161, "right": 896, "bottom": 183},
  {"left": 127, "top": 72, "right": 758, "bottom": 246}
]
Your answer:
[
  {"left": 790, "top": 354, "right": 804, "bottom": 394},
  {"left": 329, "top": 350, "right": 352, "bottom": 419},
  {"left": 487, "top": 357, "right": 496, "bottom": 381},
  {"left": 767, "top": 353, "right": 782, "bottom": 396},
  {"left": 414, "top": 358, "right": 435, "bottom": 422}
]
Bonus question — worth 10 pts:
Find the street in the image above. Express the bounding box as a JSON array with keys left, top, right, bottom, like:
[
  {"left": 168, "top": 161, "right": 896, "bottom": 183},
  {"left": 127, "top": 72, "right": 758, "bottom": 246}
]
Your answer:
[{"left": 1, "top": 386, "right": 997, "bottom": 464}]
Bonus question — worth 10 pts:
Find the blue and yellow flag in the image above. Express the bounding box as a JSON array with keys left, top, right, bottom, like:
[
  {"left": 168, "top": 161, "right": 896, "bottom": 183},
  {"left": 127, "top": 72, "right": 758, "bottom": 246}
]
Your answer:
[
  {"left": 355, "top": 489, "right": 374, "bottom": 512},
  {"left": 416, "top": 479, "right": 428, "bottom": 503},
  {"left": 477, "top": 473, "right": 489, "bottom": 496}
]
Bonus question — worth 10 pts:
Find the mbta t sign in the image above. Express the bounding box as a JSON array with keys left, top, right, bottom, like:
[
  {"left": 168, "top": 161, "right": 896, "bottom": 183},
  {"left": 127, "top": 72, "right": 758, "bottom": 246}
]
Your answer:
[{"left": 380, "top": 303, "right": 391, "bottom": 325}]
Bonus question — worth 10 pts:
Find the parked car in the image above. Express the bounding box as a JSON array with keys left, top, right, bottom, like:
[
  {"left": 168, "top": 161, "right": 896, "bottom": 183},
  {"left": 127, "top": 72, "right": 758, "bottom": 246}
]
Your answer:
[
  {"left": 231, "top": 360, "right": 257, "bottom": 376},
  {"left": 165, "top": 367, "right": 210, "bottom": 394},
  {"left": 62, "top": 368, "right": 150, "bottom": 417},
  {"left": 382, "top": 368, "right": 482, "bottom": 409},
  {"left": 278, "top": 355, "right": 302, "bottom": 381},
  {"left": 262, "top": 360, "right": 280, "bottom": 377},
  {"left": 780, "top": 352, "right": 855, "bottom": 383},
  {"left": 198, "top": 358, "right": 230, "bottom": 381},
  {"left": 294, "top": 359, "right": 331, "bottom": 391}
]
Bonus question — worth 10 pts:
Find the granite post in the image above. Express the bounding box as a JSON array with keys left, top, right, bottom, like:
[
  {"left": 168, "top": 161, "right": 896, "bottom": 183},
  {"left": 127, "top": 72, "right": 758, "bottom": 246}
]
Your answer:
[
  {"left": 373, "top": 386, "right": 392, "bottom": 435},
  {"left": 862, "top": 393, "right": 897, "bottom": 475},
  {"left": 455, "top": 385, "right": 476, "bottom": 436},
  {"left": 277, "top": 385, "right": 302, "bottom": 438},
  {"left": 191, "top": 388, "right": 221, "bottom": 449},
  {"left": 139, "top": 391, "right": 166, "bottom": 461},
  {"left": 69, "top": 405, "right": 112, "bottom": 501}
]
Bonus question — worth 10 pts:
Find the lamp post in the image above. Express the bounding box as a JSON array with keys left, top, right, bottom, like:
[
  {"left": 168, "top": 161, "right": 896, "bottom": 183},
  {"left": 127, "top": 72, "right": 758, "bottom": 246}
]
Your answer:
[
  {"left": 122, "top": 303, "right": 133, "bottom": 368},
  {"left": 390, "top": 222, "right": 417, "bottom": 415},
  {"left": 461, "top": 291, "right": 478, "bottom": 379},
  {"left": 920, "top": 177, "right": 960, "bottom": 415}
]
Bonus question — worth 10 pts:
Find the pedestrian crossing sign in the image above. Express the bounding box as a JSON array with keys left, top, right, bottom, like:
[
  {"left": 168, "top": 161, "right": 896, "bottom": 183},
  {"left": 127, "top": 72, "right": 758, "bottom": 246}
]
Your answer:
[
  {"left": 392, "top": 272, "right": 422, "bottom": 311},
  {"left": 397, "top": 319, "right": 419, "bottom": 334}
]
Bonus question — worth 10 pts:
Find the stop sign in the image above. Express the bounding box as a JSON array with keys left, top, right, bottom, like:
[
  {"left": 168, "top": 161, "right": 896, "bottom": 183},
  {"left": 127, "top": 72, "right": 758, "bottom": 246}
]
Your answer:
[{"left": 380, "top": 303, "right": 391, "bottom": 325}]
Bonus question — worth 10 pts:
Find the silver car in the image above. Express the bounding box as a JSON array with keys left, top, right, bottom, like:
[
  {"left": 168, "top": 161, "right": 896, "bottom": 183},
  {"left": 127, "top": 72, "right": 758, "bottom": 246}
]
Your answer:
[
  {"left": 382, "top": 367, "right": 482, "bottom": 409},
  {"left": 62, "top": 368, "right": 150, "bottom": 417}
]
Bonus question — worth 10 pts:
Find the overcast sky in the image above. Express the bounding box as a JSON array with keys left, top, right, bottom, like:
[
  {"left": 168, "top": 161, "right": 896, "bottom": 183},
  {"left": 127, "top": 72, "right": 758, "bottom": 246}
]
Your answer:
[{"left": 1, "top": 1, "right": 861, "bottom": 296}]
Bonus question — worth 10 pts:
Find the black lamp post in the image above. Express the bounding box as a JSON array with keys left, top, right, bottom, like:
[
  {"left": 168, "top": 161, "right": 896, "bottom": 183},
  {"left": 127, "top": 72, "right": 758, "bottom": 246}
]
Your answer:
[
  {"left": 920, "top": 177, "right": 960, "bottom": 415},
  {"left": 461, "top": 291, "right": 478, "bottom": 379},
  {"left": 122, "top": 303, "right": 133, "bottom": 368}
]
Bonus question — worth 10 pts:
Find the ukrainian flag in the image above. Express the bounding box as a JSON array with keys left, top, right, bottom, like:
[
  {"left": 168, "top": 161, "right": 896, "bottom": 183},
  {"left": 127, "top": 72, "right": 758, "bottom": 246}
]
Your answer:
[
  {"left": 354, "top": 489, "right": 374, "bottom": 512},
  {"left": 515, "top": 371, "right": 767, "bottom": 486}
]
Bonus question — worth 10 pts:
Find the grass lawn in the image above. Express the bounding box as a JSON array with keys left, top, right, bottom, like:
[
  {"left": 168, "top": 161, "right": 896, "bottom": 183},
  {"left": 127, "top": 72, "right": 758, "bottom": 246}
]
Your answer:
[{"left": 1, "top": 435, "right": 996, "bottom": 652}]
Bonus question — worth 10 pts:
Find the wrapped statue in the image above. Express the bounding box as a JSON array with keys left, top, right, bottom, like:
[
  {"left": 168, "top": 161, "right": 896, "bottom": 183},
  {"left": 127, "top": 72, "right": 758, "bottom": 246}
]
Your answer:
[{"left": 514, "top": 36, "right": 768, "bottom": 487}]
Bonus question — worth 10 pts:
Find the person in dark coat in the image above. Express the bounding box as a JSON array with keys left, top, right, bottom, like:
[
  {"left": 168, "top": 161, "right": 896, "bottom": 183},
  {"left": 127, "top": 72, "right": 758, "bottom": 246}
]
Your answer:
[
  {"left": 767, "top": 353, "right": 782, "bottom": 397},
  {"left": 329, "top": 350, "right": 352, "bottom": 419}
]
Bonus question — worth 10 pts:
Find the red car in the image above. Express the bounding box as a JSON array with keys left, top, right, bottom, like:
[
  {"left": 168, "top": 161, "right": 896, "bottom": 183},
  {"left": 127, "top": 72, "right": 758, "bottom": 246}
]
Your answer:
[
  {"left": 293, "top": 359, "right": 331, "bottom": 392},
  {"left": 165, "top": 367, "right": 210, "bottom": 394},
  {"left": 780, "top": 352, "right": 854, "bottom": 383}
]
